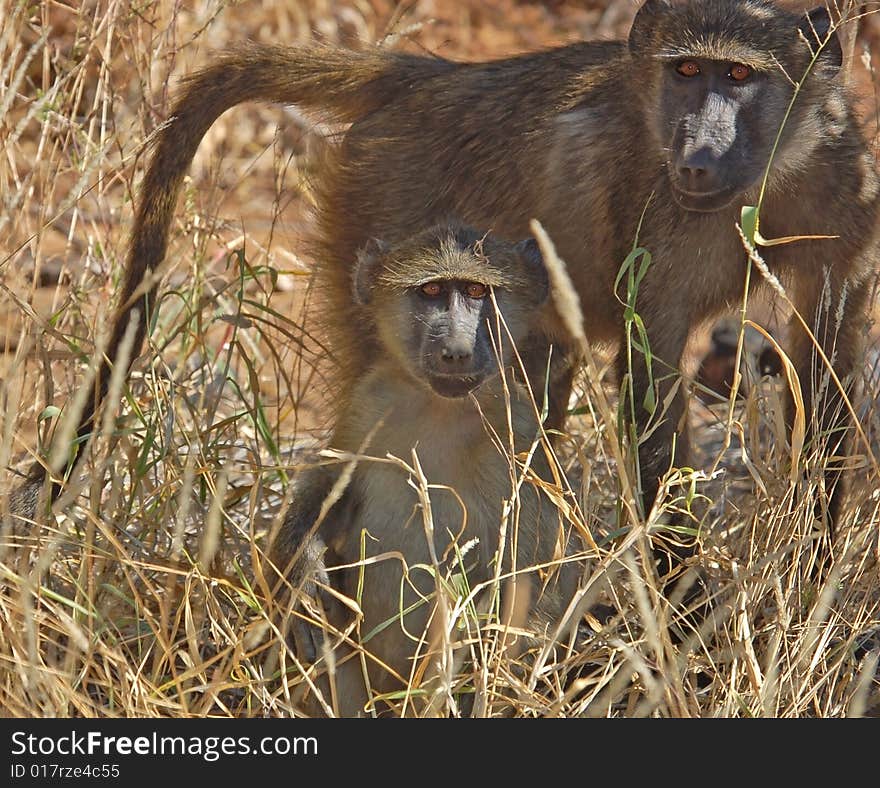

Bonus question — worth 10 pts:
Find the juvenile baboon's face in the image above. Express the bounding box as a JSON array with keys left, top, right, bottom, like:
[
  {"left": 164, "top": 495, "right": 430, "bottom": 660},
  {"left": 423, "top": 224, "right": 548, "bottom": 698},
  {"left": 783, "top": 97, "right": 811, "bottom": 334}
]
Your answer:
[
  {"left": 628, "top": 0, "right": 842, "bottom": 213},
  {"left": 353, "top": 227, "right": 547, "bottom": 399},
  {"left": 399, "top": 278, "right": 503, "bottom": 398}
]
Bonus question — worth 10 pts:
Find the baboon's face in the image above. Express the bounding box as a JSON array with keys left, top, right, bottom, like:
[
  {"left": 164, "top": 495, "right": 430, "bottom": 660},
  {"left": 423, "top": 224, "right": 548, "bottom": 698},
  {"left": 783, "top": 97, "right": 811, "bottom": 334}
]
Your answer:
[
  {"left": 354, "top": 229, "right": 547, "bottom": 400},
  {"left": 399, "top": 279, "right": 504, "bottom": 398},
  {"left": 629, "top": 0, "right": 842, "bottom": 214},
  {"left": 657, "top": 57, "right": 788, "bottom": 213}
]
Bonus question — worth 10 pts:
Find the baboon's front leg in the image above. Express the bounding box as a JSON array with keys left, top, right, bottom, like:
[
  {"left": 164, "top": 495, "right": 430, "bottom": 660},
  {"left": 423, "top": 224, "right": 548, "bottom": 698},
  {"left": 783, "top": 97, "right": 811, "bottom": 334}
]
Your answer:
[
  {"left": 270, "top": 466, "right": 342, "bottom": 663},
  {"left": 618, "top": 318, "right": 692, "bottom": 575},
  {"left": 521, "top": 333, "right": 577, "bottom": 434}
]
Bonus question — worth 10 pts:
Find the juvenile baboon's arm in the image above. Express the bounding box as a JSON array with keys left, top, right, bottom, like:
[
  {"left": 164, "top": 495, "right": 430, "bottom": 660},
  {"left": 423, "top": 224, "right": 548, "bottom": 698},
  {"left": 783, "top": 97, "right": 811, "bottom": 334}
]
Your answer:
[{"left": 271, "top": 465, "right": 348, "bottom": 663}]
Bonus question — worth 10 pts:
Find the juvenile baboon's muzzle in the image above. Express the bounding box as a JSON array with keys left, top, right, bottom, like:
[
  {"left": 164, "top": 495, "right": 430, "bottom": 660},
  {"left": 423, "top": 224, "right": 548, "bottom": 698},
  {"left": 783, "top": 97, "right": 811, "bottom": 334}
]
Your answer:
[
  {"left": 424, "top": 335, "right": 488, "bottom": 398},
  {"left": 421, "top": 318, "right": 496, "bottom": 398}
]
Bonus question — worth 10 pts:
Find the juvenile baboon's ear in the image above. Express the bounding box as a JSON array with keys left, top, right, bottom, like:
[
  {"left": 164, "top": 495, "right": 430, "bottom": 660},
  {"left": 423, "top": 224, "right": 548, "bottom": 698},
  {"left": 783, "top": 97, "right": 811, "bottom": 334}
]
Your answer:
[
  {"left": 352, "top": 237, "right": 388, "bottom": 305},
  {"left": 516, "top": 237, "right": 549, "bottom": 306},
  {"left": 628, "top": 0, "right": 672, "bottom": 56},
  {"left": 799, "top": 6, "right": 843, "bottom": 73}
]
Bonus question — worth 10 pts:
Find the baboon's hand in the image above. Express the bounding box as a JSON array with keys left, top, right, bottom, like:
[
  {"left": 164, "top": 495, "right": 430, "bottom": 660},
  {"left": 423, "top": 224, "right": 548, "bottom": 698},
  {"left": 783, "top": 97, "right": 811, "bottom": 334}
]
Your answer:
[{"left": 287, "top": 536, "right": 333, "bottom": 664}]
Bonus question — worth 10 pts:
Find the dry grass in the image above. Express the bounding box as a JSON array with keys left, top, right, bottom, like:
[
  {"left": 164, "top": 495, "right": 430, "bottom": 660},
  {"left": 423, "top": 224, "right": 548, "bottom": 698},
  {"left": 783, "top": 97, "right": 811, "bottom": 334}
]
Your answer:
[{"left": 1, "top": 0, "right": 878, "bottom": 718}]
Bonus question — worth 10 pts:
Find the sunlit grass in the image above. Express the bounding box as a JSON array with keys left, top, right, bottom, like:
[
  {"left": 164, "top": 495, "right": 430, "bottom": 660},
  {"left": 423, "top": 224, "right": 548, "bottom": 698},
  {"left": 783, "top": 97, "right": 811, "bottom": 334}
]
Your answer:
[{"left": 0, "top": 0, "right": 877, "bottom": 718}]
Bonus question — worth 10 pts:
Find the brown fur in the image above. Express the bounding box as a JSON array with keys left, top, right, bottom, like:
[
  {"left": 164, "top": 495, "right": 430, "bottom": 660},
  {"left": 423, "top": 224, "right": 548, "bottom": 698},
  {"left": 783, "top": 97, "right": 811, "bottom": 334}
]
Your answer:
[{"left": 13, "top": 1, "right": 879, "bottom": 570}]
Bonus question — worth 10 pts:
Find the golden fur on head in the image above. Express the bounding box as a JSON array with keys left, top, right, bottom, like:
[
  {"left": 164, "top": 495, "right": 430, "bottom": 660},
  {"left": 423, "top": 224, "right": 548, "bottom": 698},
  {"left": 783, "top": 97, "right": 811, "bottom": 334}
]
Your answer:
[
  {"left": 654, "top": 37, "right": 777, "bottom": 71},
  {"left": 370, "top": 224, "right": 530, "bottom": 290},
  {"left": 632, "top": 0, "right": 837, "bottom": 73}
]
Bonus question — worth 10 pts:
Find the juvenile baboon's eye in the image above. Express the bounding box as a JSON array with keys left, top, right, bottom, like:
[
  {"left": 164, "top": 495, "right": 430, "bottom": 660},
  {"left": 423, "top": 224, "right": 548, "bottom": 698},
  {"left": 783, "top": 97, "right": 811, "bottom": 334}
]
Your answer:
[
  {"left": 675, "top": 60, "right": 700, "bottom": 77},
  {"left": 420, "top": 281, "right": 443, "bottom": 297},
  {"left": 729, "top": 63, "right": 752, "bottom": 81},
  {"left": 464, "top": 282, "right": 488, "bottom": 299}
]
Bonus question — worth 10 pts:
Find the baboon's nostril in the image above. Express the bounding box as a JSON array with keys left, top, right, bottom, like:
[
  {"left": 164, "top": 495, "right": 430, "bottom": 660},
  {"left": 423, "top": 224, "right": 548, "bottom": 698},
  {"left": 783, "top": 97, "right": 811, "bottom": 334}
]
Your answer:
[{"left": 441, "top": 343, "right": 472, "bottom": 364}]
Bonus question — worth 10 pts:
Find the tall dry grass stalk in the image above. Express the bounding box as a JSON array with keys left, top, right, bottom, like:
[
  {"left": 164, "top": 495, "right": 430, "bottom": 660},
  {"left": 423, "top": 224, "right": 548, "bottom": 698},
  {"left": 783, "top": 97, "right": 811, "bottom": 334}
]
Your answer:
[{"left": 0, "top": 0, "right": 878, "bottom": 717}]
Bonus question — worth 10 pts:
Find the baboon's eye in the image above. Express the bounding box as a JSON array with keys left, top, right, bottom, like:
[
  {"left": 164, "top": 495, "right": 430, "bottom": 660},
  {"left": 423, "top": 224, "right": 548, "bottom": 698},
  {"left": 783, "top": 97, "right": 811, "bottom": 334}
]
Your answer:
[
  {"left": 464, "top": 282, "right": 489, "bottom": 299},
  {"left": 420, "top": 281, "right": 444, "bottom": 298},
  {"left": 675, "top": 60, "right": 700, "bottom": 77},
  {"left": 729, "top": 63, "right": 752, "bottom": 82}
]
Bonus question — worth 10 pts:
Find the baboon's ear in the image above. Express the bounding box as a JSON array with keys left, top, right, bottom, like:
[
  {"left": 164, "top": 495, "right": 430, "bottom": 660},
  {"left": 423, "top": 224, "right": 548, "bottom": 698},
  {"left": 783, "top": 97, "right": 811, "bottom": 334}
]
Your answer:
[
  {"left": 628, "top": 0, "right": 672, "bottom": 56},
  {"left": 516, "top": 237, "right": 549, "bottom": 306},
  {"left": 800, "top": 6, "right": 843, "bottom": 73},
  {"left": 353, "top": 237, "right": 388, "bottom": 305}
]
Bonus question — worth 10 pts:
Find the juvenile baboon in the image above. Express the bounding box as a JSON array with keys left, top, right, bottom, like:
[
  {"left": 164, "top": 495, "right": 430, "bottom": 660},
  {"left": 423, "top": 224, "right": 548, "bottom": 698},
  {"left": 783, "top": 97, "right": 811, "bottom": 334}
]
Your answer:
[
  {"left": 13, "top": 1, "right": 879, "bottom": 575},
  {"left": 269, "top": 225, "right": 585, "bottom": 717}
]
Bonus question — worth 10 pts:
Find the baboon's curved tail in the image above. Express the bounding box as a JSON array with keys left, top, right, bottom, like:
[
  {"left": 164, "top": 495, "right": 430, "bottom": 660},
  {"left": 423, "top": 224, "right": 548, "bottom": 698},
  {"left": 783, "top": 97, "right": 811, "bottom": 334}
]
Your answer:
[{"left": 12, "top": 42, "right": 454, "bottom": 514}]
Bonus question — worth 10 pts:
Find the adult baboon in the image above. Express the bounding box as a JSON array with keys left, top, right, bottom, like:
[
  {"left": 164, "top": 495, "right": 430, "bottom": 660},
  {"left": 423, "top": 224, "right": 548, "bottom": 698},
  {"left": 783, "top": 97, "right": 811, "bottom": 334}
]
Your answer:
[{"left": 14, "top": 0, "right": 878, "bottom": 573}]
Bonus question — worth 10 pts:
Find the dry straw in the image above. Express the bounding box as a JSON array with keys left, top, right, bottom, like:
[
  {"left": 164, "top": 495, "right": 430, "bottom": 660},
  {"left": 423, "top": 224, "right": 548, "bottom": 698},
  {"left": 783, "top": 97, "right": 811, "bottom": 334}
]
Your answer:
[{"left": 0, "top": 0, "right": 877, "bottom": 718}]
